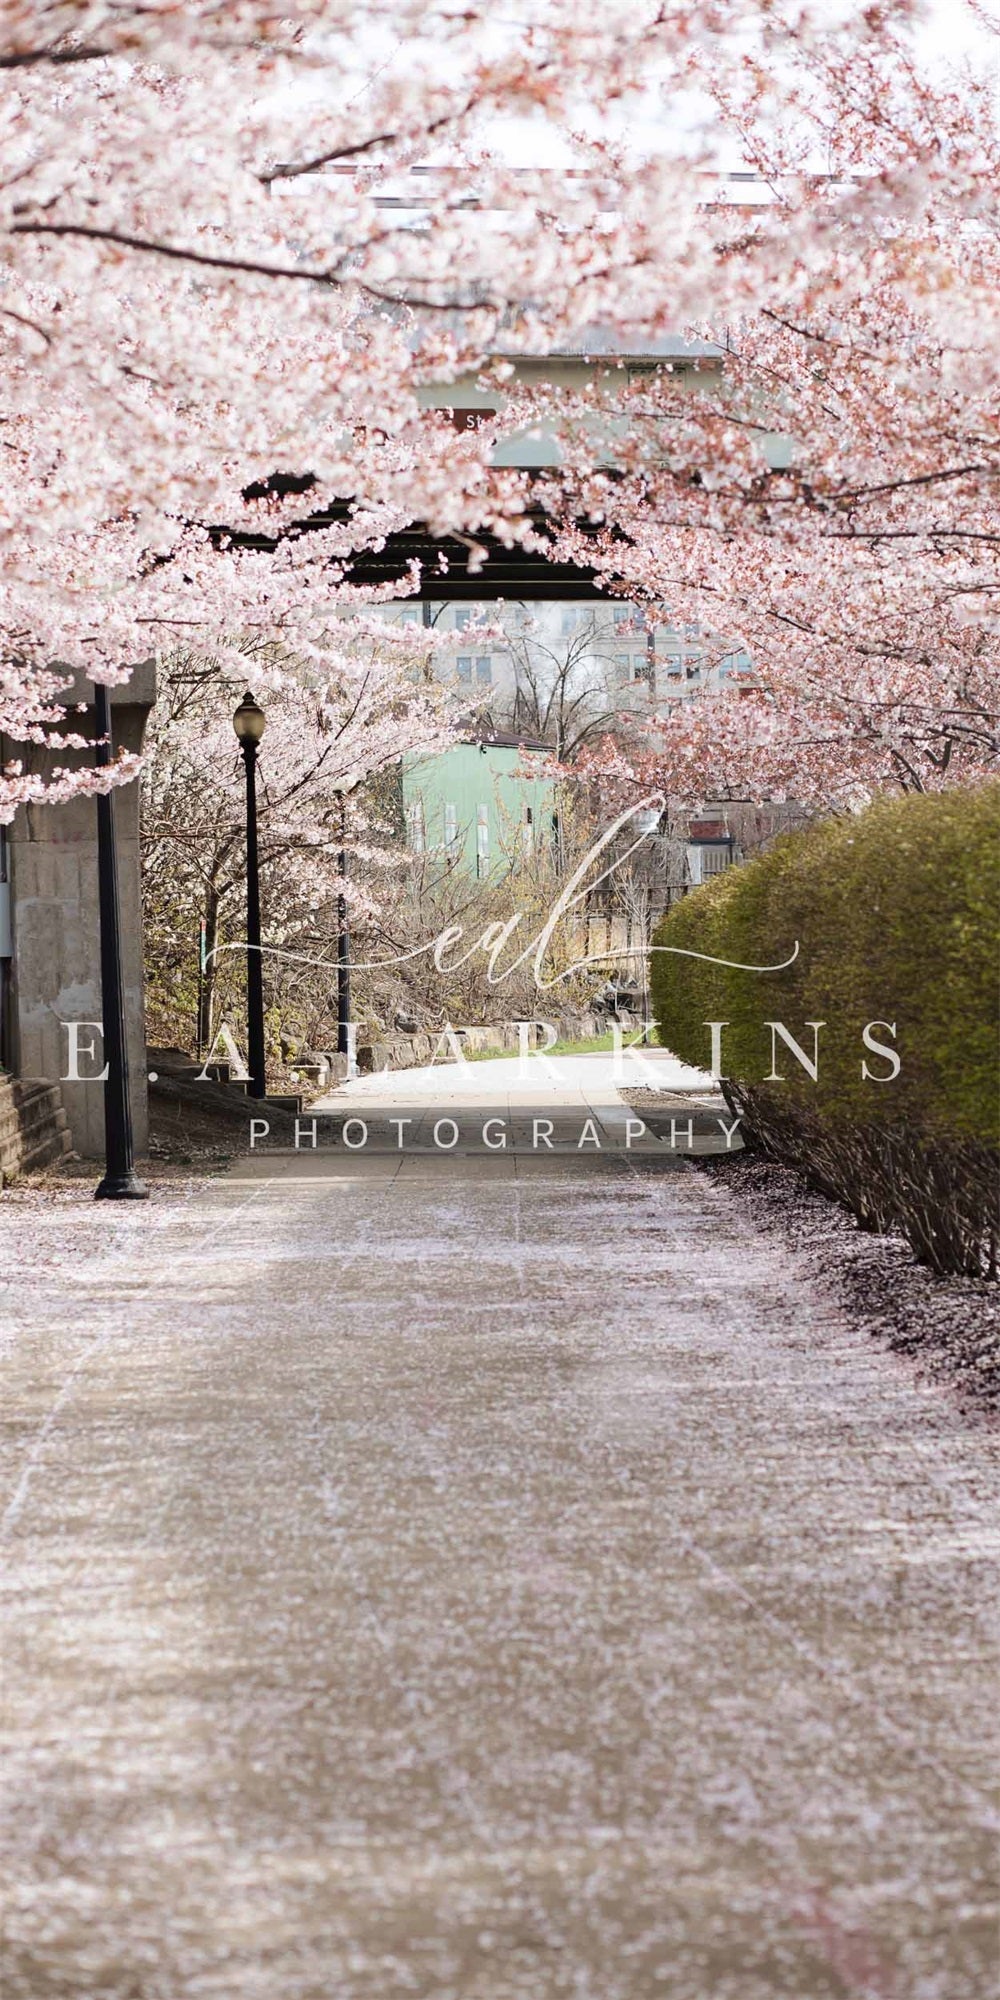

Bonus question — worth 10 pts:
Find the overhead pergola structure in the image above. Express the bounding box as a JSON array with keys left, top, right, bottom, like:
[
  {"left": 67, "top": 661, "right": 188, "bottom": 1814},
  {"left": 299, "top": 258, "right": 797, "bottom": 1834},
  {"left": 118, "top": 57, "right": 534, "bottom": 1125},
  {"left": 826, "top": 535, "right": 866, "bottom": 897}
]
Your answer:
[
  {"left": 214, "top": 493, "right": 616, "bottom": 602},
  {"left": 221, "top": 321, "right": 737, "bottom": 605},
  {"left": 336, "top": 513, "right": 609, "bottom": 602}
]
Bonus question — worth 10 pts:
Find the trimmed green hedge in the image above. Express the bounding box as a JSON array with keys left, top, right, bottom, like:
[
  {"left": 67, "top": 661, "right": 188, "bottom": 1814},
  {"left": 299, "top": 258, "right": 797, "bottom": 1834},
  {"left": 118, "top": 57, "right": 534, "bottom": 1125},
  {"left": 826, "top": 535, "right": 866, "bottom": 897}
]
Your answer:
[{"left": 651, "top": 785, "right": 1000, "bottom": 1274}]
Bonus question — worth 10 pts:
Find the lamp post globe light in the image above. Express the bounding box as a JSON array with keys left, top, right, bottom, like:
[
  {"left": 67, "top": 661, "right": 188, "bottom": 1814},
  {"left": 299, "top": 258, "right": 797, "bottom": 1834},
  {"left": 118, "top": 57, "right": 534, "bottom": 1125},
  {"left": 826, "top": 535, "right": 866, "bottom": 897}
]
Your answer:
[
  {"left": 233, "top": 691, "right": 267, "bottom": 1100},
  {"left": 633, "top": 807, "right": 662, "bottom": 837}
]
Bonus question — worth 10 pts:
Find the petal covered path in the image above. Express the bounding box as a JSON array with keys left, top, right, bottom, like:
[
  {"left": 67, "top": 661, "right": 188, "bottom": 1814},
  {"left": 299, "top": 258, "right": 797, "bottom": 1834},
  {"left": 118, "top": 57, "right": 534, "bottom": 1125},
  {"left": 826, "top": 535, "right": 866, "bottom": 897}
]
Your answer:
[{"left": 1, "top": 1153, "right": 998, "bottom": 1998}]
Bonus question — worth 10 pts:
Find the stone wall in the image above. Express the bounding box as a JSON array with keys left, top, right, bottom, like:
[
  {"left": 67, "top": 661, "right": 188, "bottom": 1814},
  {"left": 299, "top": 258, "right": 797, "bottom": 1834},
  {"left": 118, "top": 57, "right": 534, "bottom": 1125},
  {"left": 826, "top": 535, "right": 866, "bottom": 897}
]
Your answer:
[{"left": 349, "top": 1010, "right": 646, "bottom": 1080}]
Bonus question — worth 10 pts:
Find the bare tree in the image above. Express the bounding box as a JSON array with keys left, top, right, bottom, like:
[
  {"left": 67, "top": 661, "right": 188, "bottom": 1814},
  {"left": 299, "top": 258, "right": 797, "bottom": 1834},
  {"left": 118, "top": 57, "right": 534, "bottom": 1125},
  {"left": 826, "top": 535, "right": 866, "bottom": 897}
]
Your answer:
[{"left": 504, "top": 613, "right": 626, "bottom": 762}]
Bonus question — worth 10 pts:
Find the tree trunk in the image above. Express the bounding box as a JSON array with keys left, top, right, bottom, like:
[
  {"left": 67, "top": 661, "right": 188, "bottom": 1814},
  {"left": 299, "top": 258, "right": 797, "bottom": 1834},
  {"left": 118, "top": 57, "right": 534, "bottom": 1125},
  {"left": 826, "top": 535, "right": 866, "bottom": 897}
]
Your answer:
[{"left": 198, "top": 882, "right": 221, "bottom": 1054}]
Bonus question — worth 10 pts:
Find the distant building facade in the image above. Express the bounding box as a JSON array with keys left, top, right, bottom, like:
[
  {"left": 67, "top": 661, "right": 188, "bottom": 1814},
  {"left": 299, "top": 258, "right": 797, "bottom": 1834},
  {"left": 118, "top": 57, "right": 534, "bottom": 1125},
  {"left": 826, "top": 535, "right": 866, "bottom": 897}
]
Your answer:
[
  {"left": 401, "top": 739, "right": 556, "bottom": 881},
  {"left": 376, "top": 596, "right": 754, "bottom": 746}
]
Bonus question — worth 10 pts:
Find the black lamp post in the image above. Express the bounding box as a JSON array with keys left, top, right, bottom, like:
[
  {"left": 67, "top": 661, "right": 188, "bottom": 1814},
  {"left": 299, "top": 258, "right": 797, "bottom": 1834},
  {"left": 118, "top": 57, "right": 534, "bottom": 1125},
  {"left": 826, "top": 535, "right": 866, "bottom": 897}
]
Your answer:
[
  {"left": 94, "top": 681, "right": 148, "bottom": 1200},
  {"left": 335, "top": 786, "right": 351, "bottom": 1056},
  {"left": 233, "top": 691, "right": 267, "bottom": 1100}
]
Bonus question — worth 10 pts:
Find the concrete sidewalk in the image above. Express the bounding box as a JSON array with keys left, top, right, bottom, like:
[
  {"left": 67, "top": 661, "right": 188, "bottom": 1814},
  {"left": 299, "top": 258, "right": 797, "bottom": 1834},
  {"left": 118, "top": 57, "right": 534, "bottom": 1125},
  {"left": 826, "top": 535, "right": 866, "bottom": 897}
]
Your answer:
[
  {"left": 310, "top": 1047, "right": 714, "bottom": 1110},
  {"left": 1, "top": 1160, "right": 997, "bottom": 1998},
  {"left": 238, "top": 1047, "right": 732, "bottom": 1166}
]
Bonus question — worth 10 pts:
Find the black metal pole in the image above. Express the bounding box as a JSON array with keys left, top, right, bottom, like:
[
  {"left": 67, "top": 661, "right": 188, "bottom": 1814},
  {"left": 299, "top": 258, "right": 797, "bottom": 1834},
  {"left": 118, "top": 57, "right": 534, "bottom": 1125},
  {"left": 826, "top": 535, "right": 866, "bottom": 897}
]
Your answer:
[
  {"left": 196, "top": 918, "right": 206, "bottom": 1060},
  {"left": 242, "top": 740, "right": 267, "bottom": 1099},
  {"left": 94, "top": 683, "right": 148, "bottom": 1201},
  {"left": 337, "top": 792, "right": 350, "bottom": 1056}
]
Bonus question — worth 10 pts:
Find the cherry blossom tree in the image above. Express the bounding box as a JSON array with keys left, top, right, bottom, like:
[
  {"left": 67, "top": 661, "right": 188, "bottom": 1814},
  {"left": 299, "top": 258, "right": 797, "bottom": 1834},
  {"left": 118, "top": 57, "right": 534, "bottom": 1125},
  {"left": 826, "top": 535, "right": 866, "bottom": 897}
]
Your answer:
[
  {"left": 141, "top": 620, "right": 455, "bottom": 1053},
  {"left": 1, "top": 0, "right": 998, "bottom": 816},
  {"left": 541, "top": 14, "right": 1000, "bottom": 800},
  {"left": 0, "top": 0, "right": 646, "bottom": 810}
]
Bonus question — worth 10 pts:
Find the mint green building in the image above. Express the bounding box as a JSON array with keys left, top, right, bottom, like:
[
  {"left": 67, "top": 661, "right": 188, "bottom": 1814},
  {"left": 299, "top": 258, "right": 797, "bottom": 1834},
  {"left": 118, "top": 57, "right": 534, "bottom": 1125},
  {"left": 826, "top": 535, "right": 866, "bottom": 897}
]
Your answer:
[{"left": 401, "top": 741, "right": 557, "bottom": 879}]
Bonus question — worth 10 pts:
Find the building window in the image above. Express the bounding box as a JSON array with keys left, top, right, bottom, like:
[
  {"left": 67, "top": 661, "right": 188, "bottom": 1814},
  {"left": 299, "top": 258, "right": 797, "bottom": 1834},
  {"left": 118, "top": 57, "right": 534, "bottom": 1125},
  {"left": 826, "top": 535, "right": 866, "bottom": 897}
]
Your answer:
[
  {"left": 614, "top": 652, "right": 631, "bottom": 678},
  {"left": 701, "top": 844, "right": 732, "bottom": 877},
  {"left": 633, "top": 656, "right": 653, "bottom": 685},
  {"left": 406, "top": 799, "right": 425, "bottom": 853},
  {"left": 457, "top": 657, "right": 473, "bottom": 683},
  {"left": 454, "top": 608, "right": 472, "bottom": 631},
  {"left": 718, "top": 651, "right": 749, "bottom": 680},
  {"left": 476, "top": 656, "right": 492, "bottom": 684},
  {"left": 476, "top": 804, "right": 490, "bottom": 877},
  {"left": 399, "top": 607, "right": 420, "bottom": 626},
  {"left": 613, "top": 605, "right": 632, "bottom": 628},
  {"left": 444, "top": 802, "right": 458, "bottom": 849},
  {"left": 686, "top": 662, "right": 701, "bottom": 681}
]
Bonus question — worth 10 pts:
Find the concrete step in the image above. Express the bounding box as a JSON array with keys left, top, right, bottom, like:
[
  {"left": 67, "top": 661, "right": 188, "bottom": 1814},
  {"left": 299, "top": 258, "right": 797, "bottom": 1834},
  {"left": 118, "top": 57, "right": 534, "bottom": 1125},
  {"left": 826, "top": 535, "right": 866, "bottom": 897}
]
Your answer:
[
  {"left": 0, "top": 1074, "right": 75, "bottom": 1181},
  {"left": 0, "top": 1088, "right": 68, "bottom": 1144},
  {"left": 11, "top": 1125, "right": 74, "bottom": 1178},
  {"left": 0, "top": 1078, "right": 66, "bottom": 1120}
]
